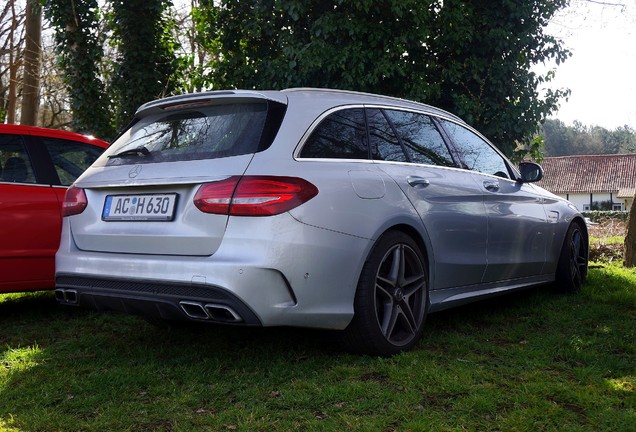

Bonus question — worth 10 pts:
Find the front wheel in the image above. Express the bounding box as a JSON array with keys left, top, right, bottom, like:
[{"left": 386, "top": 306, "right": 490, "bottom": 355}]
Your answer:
[
  {"left": 341, "top": 231, "right": 428, "bottom": 356},
  {"left": 554, "top": 222, "right": 588, "bottom": 293}
]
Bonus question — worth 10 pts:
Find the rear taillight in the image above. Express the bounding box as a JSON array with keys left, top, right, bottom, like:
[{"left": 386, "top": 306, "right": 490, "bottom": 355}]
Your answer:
[
  {"left": 62, "top": 185, "right": 88, "bottom": 217},
  {"left": 194, "top": 176, "right": 318, "bottom": 216}
]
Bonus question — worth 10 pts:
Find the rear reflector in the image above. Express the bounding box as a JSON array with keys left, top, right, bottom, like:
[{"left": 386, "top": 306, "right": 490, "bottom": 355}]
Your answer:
[
  {"left": 194, "top": 176, "right": 318, "bottom": 216},
  {"left": 62, "top": 185, "right": 88, "bottom": 217}
]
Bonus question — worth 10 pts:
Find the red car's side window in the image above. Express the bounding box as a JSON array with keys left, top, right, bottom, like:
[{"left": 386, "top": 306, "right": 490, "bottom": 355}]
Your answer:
[
  {"left": 41, "top": 137, "right": 104, "bottom": 186},
  {"left": 0, "top": 134, "right": 37, "bottom": 184}
]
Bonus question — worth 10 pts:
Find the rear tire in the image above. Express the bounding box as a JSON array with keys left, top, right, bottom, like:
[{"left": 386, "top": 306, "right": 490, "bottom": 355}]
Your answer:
[
  {"left": 554, "top": 221, "right": 588, "bottom": 293},
  {"left": 341, "top": 231, "right": 428, "bottom": 356}
]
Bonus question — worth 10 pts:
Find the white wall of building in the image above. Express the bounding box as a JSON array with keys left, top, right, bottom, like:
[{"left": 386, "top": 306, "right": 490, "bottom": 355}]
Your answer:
[{"left": 558, "top": 193, "right": 625, "bottom": 211}]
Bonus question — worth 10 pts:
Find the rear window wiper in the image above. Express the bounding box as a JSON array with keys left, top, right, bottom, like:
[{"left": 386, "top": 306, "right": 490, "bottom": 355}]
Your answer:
[{"left": 108, "top": 145, "right": 151, "bottom": 159}]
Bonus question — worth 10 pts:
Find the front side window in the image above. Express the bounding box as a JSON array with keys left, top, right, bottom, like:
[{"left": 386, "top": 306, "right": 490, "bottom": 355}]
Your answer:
[
  {"left": 100, "top": 102, "right": 276, "bottom": 166},
  {"left": 42, "top": 138, "right": 105, "bottom": 186},
  {"left": 440, "top": 120, "right": 510, "bottom": 178},
  {"left": 300, "top": 108, "right": 368, "bottom": 159},
  {"left": 0, "top": 134, "right": 36, "bottom": 184}
]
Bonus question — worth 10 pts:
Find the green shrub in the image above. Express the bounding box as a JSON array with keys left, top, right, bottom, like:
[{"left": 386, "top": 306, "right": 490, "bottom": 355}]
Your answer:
[{"left": 581, "top": 210, "right": 629, "bottom": 222}]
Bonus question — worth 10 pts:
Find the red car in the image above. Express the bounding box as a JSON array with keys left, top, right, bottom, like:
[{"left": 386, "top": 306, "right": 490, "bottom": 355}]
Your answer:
[{"left": 0, "top": 124, "right": 109, "bottom": 293}]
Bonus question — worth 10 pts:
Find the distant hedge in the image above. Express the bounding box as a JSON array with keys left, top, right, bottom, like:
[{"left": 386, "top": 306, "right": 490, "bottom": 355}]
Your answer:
[{"left": 581, "top": 211, "right": 629, "bottom": 222}]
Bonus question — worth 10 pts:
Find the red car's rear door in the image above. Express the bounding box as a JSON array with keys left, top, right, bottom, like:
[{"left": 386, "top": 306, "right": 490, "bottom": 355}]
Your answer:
[
  {"left": 0, "top": 133, "right": 61, "bottom": 291},
  {"left": 0, "top": 183, "right": 60, "bottom": 291}
]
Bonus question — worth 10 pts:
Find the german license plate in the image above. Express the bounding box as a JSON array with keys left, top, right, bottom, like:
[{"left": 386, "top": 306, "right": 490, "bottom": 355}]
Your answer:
[{"left": 102, "top": 193, "right": 177, "bottom": 221}]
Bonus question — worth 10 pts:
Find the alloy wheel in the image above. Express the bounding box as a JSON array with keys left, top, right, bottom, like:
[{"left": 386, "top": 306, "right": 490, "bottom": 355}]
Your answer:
[{"left": 374, "top": 243, "right": 427, "bottom": 347}]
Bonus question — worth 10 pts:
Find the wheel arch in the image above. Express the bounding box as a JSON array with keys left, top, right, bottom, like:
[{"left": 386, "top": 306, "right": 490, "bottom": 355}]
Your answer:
[
  {"left": 385, "top": 223, "right": 431, "bottom": 268},
  {"left": 368, "top": 220, "right": 435, "bottom": 291},
  {"left": 567, "top": 215, "right": 590, "bottom": 258},
  {"left": 572, "top": 215, "right": 590, "bottom": 260},
  {"left": 572, "top": 215, "right": 589, "bottom": 239},
  {"left": 552, "top": 215, "right": 589, "bottom": 294}
]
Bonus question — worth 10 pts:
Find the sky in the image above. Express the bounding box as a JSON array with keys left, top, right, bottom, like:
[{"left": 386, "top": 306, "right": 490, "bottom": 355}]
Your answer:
[{"left": 537, "top": 0, "right": 636, "bottom": 130}]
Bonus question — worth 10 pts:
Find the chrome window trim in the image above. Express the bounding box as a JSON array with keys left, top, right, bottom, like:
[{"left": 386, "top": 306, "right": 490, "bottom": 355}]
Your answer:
[{"left": 294, "top": 104, "right": 465, "bottom": 162}]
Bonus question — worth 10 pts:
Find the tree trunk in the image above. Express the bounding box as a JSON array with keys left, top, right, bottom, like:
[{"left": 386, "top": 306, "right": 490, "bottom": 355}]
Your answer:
[
  {"left": 6, "top": 0, "right": 20, "bottom": 124},
  {"left": 624, "top": 191, "right": 636, "bottom": 267},
  {"left": 20, "top": 0, "right": 42, "bottom": 126}
]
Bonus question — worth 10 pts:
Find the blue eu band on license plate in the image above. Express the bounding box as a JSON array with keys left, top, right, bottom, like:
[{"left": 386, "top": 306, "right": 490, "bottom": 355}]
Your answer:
[{"left": 102, "top": 193, "right": 177, "bottom": 221}]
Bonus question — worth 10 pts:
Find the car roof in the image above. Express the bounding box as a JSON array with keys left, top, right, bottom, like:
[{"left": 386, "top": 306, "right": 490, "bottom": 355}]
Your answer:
[
  {"left": 283, "top": 88, "right": 463, "bottom": 122},
  {"left": 135, "top": 88, "right": 463, "bottom": 123},
  {"left": 0, "top": 124, "right": 109, "bottom": 148}
]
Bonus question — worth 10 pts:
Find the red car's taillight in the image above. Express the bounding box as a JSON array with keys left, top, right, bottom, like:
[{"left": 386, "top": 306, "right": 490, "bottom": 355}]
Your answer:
[
  {"left": 194, "top": 176, "right": 319, "bottom": 216},
  {"left": 62, "top": 185, "right": 88, "bottom": 217}
]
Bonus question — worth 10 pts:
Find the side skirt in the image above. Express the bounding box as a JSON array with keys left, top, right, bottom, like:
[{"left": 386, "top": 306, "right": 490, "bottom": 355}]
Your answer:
[{"left": 428, "top": 274, "right": 555, "bottom": 313}]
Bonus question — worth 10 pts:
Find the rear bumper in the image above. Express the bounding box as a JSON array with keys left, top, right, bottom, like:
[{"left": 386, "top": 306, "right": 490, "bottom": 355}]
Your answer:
[
  {"left": 56, "top": 213, "right": 373, "bottom": 330},
  {"left": 55, "top": 275, "right": 262, "bottom": 325}
]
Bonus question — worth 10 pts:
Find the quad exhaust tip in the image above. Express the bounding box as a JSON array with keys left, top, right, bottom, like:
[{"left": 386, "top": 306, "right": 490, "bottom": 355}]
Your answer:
[
  {"left": 179, "top": 301, "right": 243, "bottom": 323},
  {"left": 55, "top": 289, "right": 78, "bottom": 304}
]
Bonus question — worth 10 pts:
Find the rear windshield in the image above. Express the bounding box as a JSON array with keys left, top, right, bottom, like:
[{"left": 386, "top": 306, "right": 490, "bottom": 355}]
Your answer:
[{"left": 98, "top": 102, "right": 284, "bottom": 166}]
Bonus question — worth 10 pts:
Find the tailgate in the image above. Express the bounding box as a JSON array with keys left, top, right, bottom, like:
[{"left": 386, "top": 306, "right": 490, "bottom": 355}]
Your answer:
[{"left": 70, "top": 157, "right": 251, "bottom": 256}]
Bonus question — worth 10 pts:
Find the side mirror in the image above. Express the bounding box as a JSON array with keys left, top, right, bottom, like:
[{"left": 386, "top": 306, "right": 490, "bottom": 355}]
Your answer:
[{"left": 518, "top": 162, "right": 543, "bottom": 183}]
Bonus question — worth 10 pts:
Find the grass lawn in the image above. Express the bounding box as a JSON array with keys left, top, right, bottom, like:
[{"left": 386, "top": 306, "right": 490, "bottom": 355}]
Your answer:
[{"left": 1, "top": 262, "right": 634, "bottom": 431}]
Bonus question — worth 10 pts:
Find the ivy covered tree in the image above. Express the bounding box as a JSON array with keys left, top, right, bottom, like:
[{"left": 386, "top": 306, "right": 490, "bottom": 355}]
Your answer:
[
  {"left": 213, "top": 0, "right": 570, "bottom": 158},
  {"left": 46, "top": 0, "right": 180, "bottom": 139},
  {"left": 45, "top": 0, "right": 114, "bottom": 138},
  {"left": 110, "top": 0, "right": 181, "bottom": 127}
]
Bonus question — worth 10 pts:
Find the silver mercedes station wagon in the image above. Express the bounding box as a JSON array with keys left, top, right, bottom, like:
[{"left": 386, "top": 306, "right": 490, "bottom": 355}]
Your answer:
[{"left": 55, "top": 88, "right": 588, "bottom": 355}]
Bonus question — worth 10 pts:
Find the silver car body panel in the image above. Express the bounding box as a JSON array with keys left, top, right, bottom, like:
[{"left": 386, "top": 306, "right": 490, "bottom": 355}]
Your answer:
[
  {"left": 56, "top": 88, "right": 585, "bottom": 330},
  {"left": 71, "top": 156, "right": 254, "bottom": 256},
  {"left": 375, "top": 161, "right": 488, "bottom": 289}
]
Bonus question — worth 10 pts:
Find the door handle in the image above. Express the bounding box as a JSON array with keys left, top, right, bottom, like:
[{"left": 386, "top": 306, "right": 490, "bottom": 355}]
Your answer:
[
  {"left": 483, "top": 180, "right": 500, "bottom": 192},
  {"left": 407, "top": 176, "right": 430, "bottom": 188}
]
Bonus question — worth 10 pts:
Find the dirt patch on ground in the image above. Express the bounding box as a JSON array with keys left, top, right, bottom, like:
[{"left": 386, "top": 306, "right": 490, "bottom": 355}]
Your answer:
[
  {"left": 587, "top": 219, "right": 625, "bottom": 263},
  {"left": 587, "top": 218, "right": 626, "bottom": 238}
]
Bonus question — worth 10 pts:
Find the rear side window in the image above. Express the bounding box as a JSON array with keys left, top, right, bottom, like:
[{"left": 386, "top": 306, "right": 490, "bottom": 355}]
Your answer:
[
  {"left": 0, "top": 134, "right": 36, "bottom": 184},
  {"left": 102, "top": 102, "right": 283, "bottom": 166},
  {"left": 299, "top": 108, "right": 368, "bottom": 159},
  {"left": 42, "top": 138, "right": 104, "bottom": 186}
]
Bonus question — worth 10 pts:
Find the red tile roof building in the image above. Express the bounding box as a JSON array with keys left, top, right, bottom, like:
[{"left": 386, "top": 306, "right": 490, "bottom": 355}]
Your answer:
[{"left": 537, "top": 154, "right": 636, "bottom": 211}]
